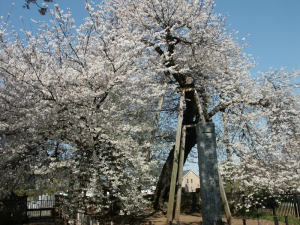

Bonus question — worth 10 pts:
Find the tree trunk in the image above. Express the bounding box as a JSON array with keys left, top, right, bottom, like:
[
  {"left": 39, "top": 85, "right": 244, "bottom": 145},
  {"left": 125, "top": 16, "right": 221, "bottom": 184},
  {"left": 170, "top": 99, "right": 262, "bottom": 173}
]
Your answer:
[{"left": 153, "top": 90, "right": 197, "bottom": 210}]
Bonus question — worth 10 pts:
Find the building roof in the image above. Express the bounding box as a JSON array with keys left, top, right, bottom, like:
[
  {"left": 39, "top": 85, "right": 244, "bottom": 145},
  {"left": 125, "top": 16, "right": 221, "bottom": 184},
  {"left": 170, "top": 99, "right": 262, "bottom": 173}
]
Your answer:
[{"left": 182, "top": 169, "right": 199, "bottom": 179}]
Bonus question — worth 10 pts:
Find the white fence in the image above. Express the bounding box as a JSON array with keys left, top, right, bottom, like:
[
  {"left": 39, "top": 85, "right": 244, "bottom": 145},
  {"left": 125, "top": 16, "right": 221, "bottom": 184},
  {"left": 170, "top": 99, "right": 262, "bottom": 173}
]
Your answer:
[
  {"left": 27, "top": 194, "right": 55, "bottom": 209},
  {"left": 77, "top": 212, "right": 100, "bottom": 225}
]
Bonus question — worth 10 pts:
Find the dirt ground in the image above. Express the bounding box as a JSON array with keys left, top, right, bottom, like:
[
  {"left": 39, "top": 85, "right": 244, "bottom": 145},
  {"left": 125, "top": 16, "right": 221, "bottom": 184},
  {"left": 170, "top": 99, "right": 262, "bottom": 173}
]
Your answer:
[
  {"left": 22, "top": 212, "right": 288, "bottom": 225},
  {"left": 137, "top": 212, "right": 286, "bottom": 225}
]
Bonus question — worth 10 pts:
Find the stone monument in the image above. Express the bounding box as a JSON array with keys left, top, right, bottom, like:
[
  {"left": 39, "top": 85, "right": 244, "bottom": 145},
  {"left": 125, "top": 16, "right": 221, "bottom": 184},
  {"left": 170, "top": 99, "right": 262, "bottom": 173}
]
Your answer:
[{"left": 196, "top": 122, "right": 222, "bottom": 225}]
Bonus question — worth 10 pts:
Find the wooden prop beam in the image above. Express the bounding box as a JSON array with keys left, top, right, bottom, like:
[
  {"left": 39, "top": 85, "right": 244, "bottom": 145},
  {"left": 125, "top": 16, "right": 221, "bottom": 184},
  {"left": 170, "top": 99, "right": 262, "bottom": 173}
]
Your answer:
[
  {"left": 219, "top": 173, "right": 232, "bottom": 225},
  {"left": 167, "top": 91, "right": 185, "bottom": 222},
  {"left": 174, "top": 125, "right": 186, "bottom": 221},
  {"left": 193, "top": 90, "right": 205, "bottom": 122}
]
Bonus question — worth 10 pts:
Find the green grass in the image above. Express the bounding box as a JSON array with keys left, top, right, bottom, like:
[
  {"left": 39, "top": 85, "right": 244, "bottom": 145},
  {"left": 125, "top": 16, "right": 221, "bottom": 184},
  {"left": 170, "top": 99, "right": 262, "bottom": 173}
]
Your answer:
[{"left": 233, "top": 208, "right": 300, "bottom": 225}]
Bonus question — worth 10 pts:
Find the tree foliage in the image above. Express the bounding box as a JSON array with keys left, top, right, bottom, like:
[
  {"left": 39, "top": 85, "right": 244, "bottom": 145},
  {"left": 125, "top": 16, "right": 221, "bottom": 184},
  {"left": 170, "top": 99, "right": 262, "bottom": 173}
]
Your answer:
[{"left": 1, "top": 0, "right": 299, "bottom": 220}]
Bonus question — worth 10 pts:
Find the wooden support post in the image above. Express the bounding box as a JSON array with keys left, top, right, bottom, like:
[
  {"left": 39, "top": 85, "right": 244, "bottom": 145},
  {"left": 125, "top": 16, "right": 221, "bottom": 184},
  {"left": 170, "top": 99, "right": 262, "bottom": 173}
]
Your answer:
[
  {"left": 219, "top": 173, "right": 232, "bottom": 225},
  {"left": 258, "top": 217, "right": 261, "bottom": 225},
  {"left": 243, "top": 219, "right": 246, "bottom": 225},
  {"left": 174, "top": 126, "right": 187, "bottom": 221},
  {"left": 167, "top": 91, "right": 185, "bottom": 222},
  {"left": 193, "top": 90, "right": 205, "bottom": 122}
]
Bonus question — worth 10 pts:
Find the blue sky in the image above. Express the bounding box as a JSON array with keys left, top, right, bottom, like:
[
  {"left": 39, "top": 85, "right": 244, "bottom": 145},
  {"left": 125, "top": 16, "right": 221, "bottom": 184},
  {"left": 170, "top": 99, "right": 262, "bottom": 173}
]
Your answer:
[
  {"left": 1, "top": 0, "right": 299, "bottom": 74},
  {"left": 214, "top": 0, "right": 300, "bottom": 74},
  {"left": 1, "top": 0, "right": 299, "bottom": 173}
]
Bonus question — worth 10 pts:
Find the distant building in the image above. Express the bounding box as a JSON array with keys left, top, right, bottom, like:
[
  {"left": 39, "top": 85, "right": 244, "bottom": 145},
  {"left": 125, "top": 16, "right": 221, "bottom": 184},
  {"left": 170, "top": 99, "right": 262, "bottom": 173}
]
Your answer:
[{"left": 182, "top": 170, "right": 200, "bottom": 192}]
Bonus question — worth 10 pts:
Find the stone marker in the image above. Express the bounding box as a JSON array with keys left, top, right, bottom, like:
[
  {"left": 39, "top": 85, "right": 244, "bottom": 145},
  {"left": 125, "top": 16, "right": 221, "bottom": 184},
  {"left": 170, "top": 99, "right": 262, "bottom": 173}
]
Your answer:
[{"left": 196, "top": 122, "right": 222, "bottom": 225}]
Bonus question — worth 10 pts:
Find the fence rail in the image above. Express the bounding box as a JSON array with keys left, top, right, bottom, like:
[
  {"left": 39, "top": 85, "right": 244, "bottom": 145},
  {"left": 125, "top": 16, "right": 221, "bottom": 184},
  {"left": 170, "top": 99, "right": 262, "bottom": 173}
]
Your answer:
[
  {"left": 54, "top": 193, "right": 299, "bottom": 225},
  {"left": 27, "top": 195, "right": 55, "bottom": 220},
  {"left": 75, "top": 214, "right": 293, "bottom": 225},
  {"left": 27, "top": 199, "right": 55, "bottom": 209},
  {"left": 226, "top": 192, "right": 300, "bottom": 218},
  {"left": 27, "top": 208, "right": 55, "bottom": 220}
]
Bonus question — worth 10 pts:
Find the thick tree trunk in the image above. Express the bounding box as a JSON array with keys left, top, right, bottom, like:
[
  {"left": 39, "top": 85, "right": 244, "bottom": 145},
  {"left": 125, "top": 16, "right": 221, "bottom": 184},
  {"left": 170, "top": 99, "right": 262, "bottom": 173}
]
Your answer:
[{"left": 153, "top": 91, "right": 197, "bottom": 210}]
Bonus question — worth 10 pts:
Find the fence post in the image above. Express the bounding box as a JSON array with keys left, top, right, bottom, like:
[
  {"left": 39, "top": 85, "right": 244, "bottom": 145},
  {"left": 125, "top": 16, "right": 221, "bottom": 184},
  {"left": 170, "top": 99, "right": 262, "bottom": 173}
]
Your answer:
[
  {"left": 149, "top": 221, "right": 152, "bottom": 225},
  {"left": 297, "top": 193, "right": 300, "bottom": 218},
  {"left": 293, "top": 193, "right": 298, "bottom": 217},
  {"left": 257, "top": 216, "right": 261, "bottom": 225},
  {"left": 294, "top": 192, "right": 300, "bottom": 218},
  {"left": 272, "top": 197, "right": 276, "bottom": 216},
  {"left": 285, "top": 216, "right": 289, "bottom": 225},
  {"left": 242, "top": 218, "right": 246, "bottom": 225},
  {"left": 273, "top": 216, "right": 279, "bottom": 225}
]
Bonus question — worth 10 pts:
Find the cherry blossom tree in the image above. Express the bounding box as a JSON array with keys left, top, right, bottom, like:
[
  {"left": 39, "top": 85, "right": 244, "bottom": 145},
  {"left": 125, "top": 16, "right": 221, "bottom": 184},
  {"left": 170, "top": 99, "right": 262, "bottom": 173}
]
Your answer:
[
  {"left": 0, "top": 2, "right": 160, "bottom": 218},
  {"left": 1, "top": 0, "right": 299, "bottom": 220},
  {"left": 23, "top": 0, "right": 54, "bottom": 15}
]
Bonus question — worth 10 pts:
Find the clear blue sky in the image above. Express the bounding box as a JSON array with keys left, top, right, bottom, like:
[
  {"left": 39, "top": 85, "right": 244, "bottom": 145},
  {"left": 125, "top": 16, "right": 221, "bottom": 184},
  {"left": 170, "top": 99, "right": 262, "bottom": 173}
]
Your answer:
[
  {"left": 1, "top": 0, "right": 299, "bottom": 173},
  {"left": 1, "top": 0, "right": 299, "bottom": 74}
]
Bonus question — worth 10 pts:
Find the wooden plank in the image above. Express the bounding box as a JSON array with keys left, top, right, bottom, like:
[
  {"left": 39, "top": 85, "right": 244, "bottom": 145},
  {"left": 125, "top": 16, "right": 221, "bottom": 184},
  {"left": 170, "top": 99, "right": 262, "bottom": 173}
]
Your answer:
[
  {"left": 167, "top": 91, "right": 185, "bottom": 222},
  {"left": 193, "top": 90, "right": 205, "bottom": 122},
  {"left": 219, "top": 172, "right": 232, "bottom": 225},
  {"left": 185, "top": 124, "right": 196, "bottom": 128},
  {"left": 177, "top": 87, "right": 202, "bottom": 93},
  {"left": 174, "top": 126, "right": 187, "bottom": 221}
]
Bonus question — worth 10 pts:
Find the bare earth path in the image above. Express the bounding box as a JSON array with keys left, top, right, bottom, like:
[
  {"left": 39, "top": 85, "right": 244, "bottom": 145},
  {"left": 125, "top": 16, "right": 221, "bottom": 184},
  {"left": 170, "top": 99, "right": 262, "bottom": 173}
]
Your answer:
[
  {"left": 22, "top": 213, "right": 288, "bottom": 225},
  {"left": 139, "top": 212, "right": 286, "bottom": 225}
]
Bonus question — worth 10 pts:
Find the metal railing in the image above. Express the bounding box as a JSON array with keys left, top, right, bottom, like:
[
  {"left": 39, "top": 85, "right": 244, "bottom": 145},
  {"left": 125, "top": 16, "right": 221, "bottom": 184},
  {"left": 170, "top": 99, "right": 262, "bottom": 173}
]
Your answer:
[{"left": 27, "top": 195, "right": 56, "bottom": 220}]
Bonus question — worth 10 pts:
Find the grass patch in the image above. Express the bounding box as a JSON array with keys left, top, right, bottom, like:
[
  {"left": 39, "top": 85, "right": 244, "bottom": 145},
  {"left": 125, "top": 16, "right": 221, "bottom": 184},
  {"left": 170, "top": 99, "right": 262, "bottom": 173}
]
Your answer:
[{"left": 234, "top": 208, "right": 300, "bottom": 225}]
